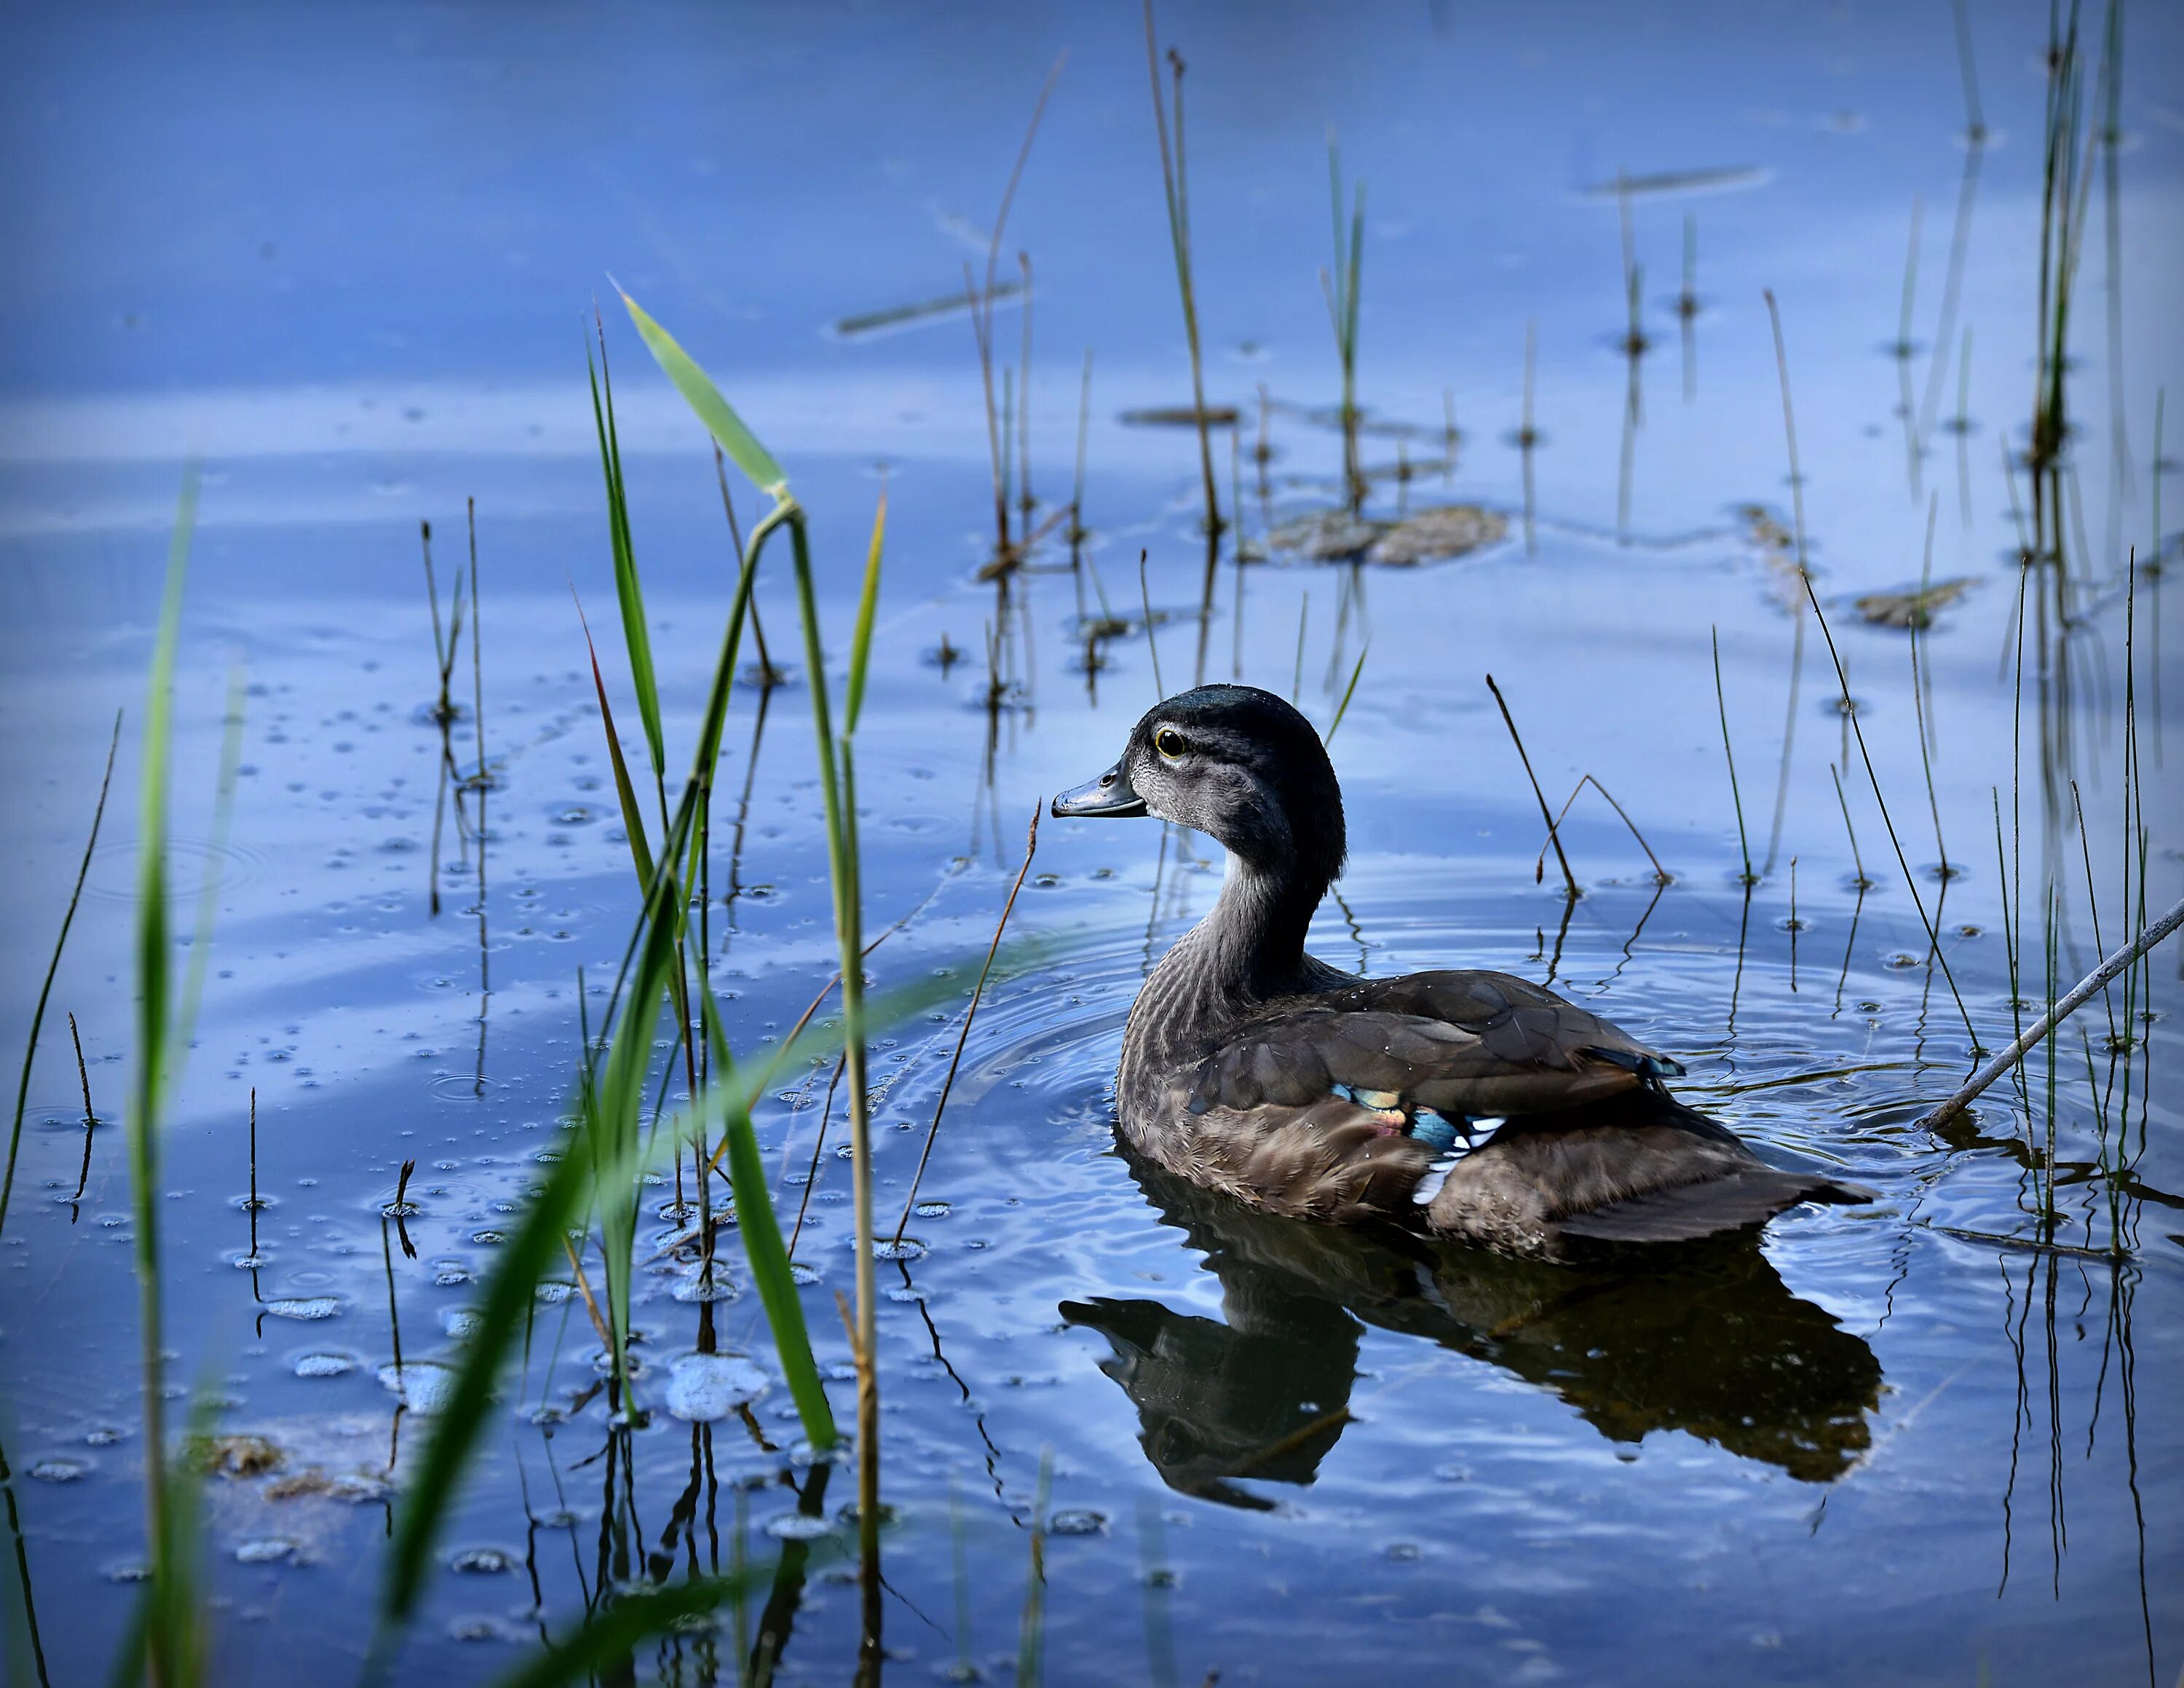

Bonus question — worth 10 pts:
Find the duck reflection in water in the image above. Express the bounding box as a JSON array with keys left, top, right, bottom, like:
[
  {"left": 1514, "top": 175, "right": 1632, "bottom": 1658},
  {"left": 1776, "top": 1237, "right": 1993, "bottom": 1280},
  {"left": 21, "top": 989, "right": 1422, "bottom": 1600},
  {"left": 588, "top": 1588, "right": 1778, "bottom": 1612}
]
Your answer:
[{"left": 1064, "top": 1122, "right": 1883, "bottom": 1507}]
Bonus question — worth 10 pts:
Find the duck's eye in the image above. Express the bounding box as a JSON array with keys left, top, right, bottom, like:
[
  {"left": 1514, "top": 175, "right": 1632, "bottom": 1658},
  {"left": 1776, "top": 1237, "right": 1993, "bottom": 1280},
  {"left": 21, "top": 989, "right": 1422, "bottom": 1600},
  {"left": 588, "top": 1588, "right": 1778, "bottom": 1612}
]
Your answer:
[{"left": 1154, "top": 727, "right": 1187, "bottom": 760}]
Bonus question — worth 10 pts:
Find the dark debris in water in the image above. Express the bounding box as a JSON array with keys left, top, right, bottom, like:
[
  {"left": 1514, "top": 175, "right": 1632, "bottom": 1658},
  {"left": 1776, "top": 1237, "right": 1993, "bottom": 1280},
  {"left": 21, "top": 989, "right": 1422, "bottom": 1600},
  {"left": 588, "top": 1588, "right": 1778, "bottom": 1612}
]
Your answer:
[
  {"left": 1267, "top": 505, "right": 1508, "bottom": 566},
  {"left": 1853, "top": 578, "right": 1975, "bottom": 629}
]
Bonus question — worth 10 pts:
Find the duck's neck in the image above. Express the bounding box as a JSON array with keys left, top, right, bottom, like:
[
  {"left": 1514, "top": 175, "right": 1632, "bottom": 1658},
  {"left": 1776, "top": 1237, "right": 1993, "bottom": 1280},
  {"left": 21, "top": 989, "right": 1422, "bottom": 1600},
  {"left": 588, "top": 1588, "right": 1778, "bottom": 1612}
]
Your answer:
[
  {"left": 1197, "top": 853, "right": 1326, "bottom": 1002},
  {"left": 1134, "top": 851, "right": 1328, "bottom": 1056}
]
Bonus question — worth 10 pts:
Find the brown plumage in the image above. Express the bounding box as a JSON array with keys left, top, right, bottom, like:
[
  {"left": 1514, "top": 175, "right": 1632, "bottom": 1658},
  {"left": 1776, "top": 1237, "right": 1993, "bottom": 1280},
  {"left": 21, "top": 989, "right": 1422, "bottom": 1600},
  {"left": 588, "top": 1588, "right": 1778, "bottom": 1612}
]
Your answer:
[{"left": 1052, "top": 684, "right": 1874, "bottom": 1255}]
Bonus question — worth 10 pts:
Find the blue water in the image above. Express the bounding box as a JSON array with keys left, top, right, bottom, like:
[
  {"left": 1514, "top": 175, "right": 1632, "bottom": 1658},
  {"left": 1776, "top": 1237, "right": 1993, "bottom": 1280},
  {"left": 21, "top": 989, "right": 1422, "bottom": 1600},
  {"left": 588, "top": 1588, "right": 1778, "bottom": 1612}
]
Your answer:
[{"left": 1, "top": 4, "right": 2179, "bottom": 1684}]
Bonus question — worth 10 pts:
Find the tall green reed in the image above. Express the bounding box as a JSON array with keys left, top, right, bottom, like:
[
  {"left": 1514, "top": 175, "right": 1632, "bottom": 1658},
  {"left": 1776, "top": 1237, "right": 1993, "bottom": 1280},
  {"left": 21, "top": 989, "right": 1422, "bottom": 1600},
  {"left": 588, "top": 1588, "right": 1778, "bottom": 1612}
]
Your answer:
[
  {"left": 125, "top": 470, "right": 209, "bottom": 1688},
  {"left": 619, "top": 285, "right": 893, "bottom": 1666}
]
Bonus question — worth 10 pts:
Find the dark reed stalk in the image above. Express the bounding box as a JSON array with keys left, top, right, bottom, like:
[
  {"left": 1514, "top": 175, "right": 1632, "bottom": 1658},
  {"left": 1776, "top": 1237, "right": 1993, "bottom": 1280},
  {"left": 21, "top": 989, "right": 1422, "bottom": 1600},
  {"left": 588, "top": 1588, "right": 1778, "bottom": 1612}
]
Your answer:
[
  {"left": 0, "top": 710, "right": 119, "bottom": 1238},
  {"left": 2070, "top": 781, "right": 2119, "bottom": 1049},
  {"left": 467, "top": 497, "right": 487, "bottom": 783},
  {"left": 1830, "top": 763, "right": 1870, "bottom": 889},
  {"left": 1910, "top": 494, "right": 1950, "bottom": 878},
  {"left": 1766, "top": 288, "right": 1978, "bottom": 1046},
  {"left": 970, "top": 60, "right": 1065, "bottom": 564},
  {"left": 1789, "top": 858, "right": 1800, "bottom": 991},
  {"left": 1070, "top": 349, "right": 1093, "bottom": 553},
  {"left": 66, "top": 1012, "right": 97, "bottom": 1214},
  {"left": 1894, "top": 195, "right": 1925, "bottom": 498},
  {"left": 420, "top": 518, "right": 467, "bottom": 727},
  {"left": 1712, "top": 629, "right": 1755, "bottom": 886},
  {"left": 1143, "top": 3, "right": 1223, "bottom": 537},
  {"left": 1950, "top": 0, "right": 1987, "bottom": 142},
  {"left": 1484, "top": 675, "right": 1578, "bottom": 900},
  {"left": 1917, "top": 9, "right": 1989, "bottom": 453},
  {"left": 1139, "top": 550, "right": 1165, "bottom": 698},
  {"left": 2097, "top": 0, "right": 2129, "bottom": 502},
  {"left": 896, "top": 806, "right": 1038, "bottom": 1244},
  {"left": 1519, "top": 318, "right": 1539, "bottom": 556},
  {"left": 1679, "top": 213, "right": 1698, "bottom": 401},
  {"left": 1947, "top": 323, "right": 1978, "bottom": 528},
  {"left": 1537, "top": 775, "right": 1669, "bottom": 884},
  {"left": 1014, "top": 1448, "right": 1055, "bottom": 1688},
  {"left": 1759, "top": 312, "right": 1811, "bottom": 880},
  {"left": 1018, "top": 251, "right": 1036, "bottom": 526}
]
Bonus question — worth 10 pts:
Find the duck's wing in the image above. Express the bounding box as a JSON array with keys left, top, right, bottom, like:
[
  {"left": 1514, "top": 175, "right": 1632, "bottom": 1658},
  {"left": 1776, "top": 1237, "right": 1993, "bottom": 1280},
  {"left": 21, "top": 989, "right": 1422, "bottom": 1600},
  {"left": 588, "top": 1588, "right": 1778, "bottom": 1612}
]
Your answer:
[
  {"left": 1421, "top": 1091, "right": 1878, "bottom": 1252},
  {"left": 1185, "top": 969, "right": 1674, "bottom": 1124}
]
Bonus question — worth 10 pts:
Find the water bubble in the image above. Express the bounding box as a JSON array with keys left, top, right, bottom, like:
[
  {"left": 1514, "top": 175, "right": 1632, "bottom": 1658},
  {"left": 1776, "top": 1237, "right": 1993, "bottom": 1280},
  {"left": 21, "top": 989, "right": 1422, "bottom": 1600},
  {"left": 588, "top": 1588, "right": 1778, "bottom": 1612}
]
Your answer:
[
  {"left": 671, "top": 1269, "right": 739, "bottom": 1304},
  {"left": 913, "top": 1200, "right": 951, "bottom": 1220},
  {"left": 1047, "top": 1509, "right": 1107, "bottom": 1537},
  {"left": 534, "top": 1279, "right": 577, "bottom": 1304},
  {"left": 764, "top": 1512, "right": 835, "bottom": 1542},
  {"left": 448, "top": 1546, "right": 513, "bottom": 1574},
  {"left": 870, "top": 1237, "right": 925, "bottom": 1262},
  {"left": 378, "top": 1359, "right": 461, "bottom": 1413},
  {"left": 264, "top": 1296, "right": 343, "bottom": 1322},
  {"left": 440, "top": 1308, "right": 484, "bottom": 1338},
  {"left": 665, "top": 1352, "right": 769, "bottom": 1423},
  {"left": 789, "top": 1262, "right": 823, "bottom": 1286},
  {"left": 28, "top": 1458, "right": 89, "bottom": 1483},
  {"left": 234, "top": 1537, "right": 298, "bottom": 1566}
]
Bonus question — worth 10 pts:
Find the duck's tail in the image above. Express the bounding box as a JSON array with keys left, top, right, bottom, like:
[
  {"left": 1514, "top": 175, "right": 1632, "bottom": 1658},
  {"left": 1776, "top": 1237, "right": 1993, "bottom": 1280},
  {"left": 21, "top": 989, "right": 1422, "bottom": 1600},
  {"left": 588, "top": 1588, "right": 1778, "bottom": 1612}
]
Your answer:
[{"left": 1555, "top": 1163, "right": 1875, "bottom": 1245}]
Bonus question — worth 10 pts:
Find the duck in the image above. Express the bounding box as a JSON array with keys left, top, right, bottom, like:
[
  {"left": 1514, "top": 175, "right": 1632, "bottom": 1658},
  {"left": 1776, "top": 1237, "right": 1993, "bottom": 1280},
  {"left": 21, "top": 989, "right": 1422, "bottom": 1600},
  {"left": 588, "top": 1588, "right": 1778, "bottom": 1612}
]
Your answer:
[{"left": 1051, "top": 683, "right": 1875, "bottom": 1255}]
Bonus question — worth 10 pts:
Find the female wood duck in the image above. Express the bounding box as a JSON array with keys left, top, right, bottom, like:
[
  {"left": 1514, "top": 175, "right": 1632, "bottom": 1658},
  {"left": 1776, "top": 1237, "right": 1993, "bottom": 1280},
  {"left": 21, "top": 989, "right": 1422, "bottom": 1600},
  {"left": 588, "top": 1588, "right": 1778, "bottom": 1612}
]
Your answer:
[{"left": 1051, "top": 684, "right": 1873, "bottom": 1255}]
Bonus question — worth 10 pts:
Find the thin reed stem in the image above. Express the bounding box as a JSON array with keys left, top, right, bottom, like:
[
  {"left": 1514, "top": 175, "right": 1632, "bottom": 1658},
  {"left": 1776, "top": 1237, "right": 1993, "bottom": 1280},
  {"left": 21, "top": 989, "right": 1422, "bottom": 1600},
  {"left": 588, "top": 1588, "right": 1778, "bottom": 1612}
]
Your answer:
[
  {"left": 1485, "top": 674, "right": 1578, "bottom": 901},
  {"left": 1712, "top": 628, "right": 1754, "bottom": 886},
  {"left": 1767, "top": 288, "right": 1978, "bottom": 1048},
  {"left": 896, "top": 806, "right": 1039, "bottom": 1243},
  {"left": 1, "top": 711, "right": 121, "bottom": 1237}
]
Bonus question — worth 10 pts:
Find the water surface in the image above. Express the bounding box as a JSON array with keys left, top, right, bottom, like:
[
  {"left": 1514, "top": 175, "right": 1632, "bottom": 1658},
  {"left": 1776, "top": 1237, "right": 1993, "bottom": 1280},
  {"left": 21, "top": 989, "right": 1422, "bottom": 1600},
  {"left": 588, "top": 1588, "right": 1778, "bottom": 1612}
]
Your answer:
[{"left": 1, "top": 4, "right": 2179, "bottom": 1684}]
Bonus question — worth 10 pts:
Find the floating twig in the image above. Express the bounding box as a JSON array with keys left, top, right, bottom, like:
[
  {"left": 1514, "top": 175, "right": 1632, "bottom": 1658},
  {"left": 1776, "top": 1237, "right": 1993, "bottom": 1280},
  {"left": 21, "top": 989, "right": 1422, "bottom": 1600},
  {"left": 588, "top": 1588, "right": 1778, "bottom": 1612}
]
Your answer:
[{"left": 1915, "top": 894, "right": 2184, "bottom": 1130}]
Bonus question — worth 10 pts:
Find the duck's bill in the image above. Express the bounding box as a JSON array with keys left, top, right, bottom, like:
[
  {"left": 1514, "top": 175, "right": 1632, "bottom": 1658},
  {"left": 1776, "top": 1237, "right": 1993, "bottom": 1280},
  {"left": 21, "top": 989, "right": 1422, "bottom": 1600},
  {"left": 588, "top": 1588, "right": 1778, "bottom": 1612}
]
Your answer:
[{"left": 1051, "top": 761, "right": 1147, "bottom": 818}]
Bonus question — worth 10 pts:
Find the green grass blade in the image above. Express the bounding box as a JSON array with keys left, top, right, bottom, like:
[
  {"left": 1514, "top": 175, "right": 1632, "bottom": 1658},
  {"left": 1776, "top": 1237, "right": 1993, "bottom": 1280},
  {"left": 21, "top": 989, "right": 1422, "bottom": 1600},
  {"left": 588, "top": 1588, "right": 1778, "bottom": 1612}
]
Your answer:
[
  {"left": 617, "top": 288, "right": 789, "bottom": 501},
  {"left": 1326, "top": 641, "right": 1369, "bottom": 741},
  {"left": 593, "top": 875, "right": 686, "bottom": 1376},
  {"left": 843, "top": 492, "right": 887, "bottom": 738},
  {"left": 129, "top": 467, "right": 194, "bottom": 1688},
  {"left": 587, "top": 334, "right": 667, "bottom": 786},
  {"left": 697, "top": 979, "right": 837, "bottom": 1448},
  {"left": 574, "top": 593, "right": 656, "bottom": 889}
]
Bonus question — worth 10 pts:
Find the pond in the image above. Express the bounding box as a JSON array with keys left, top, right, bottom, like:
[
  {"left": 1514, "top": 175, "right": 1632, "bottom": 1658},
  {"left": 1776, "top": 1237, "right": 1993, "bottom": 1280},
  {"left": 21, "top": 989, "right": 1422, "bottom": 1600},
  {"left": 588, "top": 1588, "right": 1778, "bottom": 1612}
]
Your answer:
[{"left": 1, "top": 4, "right": 2178, "bottom": 1685}]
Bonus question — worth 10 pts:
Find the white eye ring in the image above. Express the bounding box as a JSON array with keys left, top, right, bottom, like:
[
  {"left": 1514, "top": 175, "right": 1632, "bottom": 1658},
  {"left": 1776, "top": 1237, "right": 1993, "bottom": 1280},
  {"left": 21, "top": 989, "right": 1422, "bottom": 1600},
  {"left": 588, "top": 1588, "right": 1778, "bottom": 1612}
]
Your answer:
[{"left": 1154, "top": 727, "right": 1187, "bottom": 760}]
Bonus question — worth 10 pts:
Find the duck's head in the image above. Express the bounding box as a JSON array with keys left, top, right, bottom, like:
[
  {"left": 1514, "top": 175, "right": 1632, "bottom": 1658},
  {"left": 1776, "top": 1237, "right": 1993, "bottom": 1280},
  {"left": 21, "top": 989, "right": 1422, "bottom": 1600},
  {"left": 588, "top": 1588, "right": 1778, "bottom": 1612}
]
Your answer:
[{"left": 1052, "top": 684, "right": 1346, "bottom": 891}]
